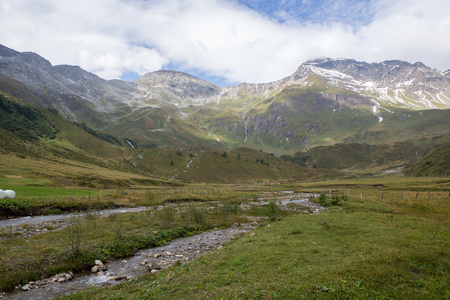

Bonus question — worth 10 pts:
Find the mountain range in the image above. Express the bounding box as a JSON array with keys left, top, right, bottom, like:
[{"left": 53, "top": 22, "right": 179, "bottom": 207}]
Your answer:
[{"left": 0, "top": 44, "right": 449, "bottom": 181}]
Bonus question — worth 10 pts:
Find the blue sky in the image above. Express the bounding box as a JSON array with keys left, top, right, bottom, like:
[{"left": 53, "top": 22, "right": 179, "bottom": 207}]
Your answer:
[
  {"left": 238, "top": 0, "right": 374, "bottom": 26},
  {"left": 1, "top": 0, "right": 449, "bottom": 87}
]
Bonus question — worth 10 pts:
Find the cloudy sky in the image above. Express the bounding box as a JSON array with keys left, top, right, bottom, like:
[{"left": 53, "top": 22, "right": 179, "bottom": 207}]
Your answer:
[{"left": 1, "top": 0, "right": 449, "bottom": 87}]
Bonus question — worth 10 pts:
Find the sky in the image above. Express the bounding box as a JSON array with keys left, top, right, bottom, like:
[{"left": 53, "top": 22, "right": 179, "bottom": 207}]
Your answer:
[{"left": 1, "top": 0, "right": 450, "bottom": 87}]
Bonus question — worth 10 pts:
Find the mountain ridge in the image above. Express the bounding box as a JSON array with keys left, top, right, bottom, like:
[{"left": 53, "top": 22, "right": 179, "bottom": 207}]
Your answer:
[
  {"left": 2, "top": 44, "right": 449, "bottom": 113},
  {"left": 0, "top": 44, "right": 449, "bottom": 165}
]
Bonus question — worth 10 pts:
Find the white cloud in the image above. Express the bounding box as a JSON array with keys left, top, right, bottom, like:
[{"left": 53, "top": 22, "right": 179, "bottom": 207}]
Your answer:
[{"left": 0, "top": 0, "right": 449, "bottom": 85}]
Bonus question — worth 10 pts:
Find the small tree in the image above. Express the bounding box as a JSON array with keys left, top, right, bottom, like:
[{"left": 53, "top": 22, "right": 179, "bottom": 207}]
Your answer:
[{"left": 267, "top": 200, "right": 279, "bottom": 221}]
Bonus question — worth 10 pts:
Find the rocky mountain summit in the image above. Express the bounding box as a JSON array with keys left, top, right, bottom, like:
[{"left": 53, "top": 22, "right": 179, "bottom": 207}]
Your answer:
[
  {"left": 134, "top": 70, "right": 222, "bottom": 107},
  {"left": 295, "top": 58, "right": 450, "bottom": 109}
]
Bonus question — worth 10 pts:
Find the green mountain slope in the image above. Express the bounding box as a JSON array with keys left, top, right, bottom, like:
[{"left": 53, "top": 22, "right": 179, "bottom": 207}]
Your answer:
[
  {"left": 405, "top": 143, "right": 450, "bottom": 177},
  {"left": 0, "top": 89, "right": 321, "bottom": 185}
]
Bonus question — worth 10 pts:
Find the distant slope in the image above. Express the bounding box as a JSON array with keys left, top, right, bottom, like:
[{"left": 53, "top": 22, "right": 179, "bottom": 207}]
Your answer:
[
  {"left": 0, "top": 90, "right": 321, "bottom": 184},
  {"left": 176, "top": 148, "right": 342, "bottom": 183},
  {"left": 405, "top": 143, "right": 450, "bottom": 177},
  {"left": 281, "top": 134, "right": 450, "bottom": 174}
]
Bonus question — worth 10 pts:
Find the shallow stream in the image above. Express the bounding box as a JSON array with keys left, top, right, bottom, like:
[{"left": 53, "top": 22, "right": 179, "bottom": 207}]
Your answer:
[{"left": 5, "top": 225, "right": 255, "bottom": 299}]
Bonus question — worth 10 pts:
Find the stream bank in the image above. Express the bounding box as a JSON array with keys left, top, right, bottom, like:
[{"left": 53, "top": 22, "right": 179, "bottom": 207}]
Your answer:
[{"left": 4, "top": 224, "right": 256, "bottom": 300}]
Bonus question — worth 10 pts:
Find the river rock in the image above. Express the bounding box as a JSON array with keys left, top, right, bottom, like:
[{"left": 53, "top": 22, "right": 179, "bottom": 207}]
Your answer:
[
  {"left": 91, "top": 265, "right": 99, "bottom": 273},
  {"left": 153, "top": 253, "right": 161, "bottom": 258},
  {"left": 21, "top": 284, "right": 30, "bottom": 291},
  {"left": 49, "top": 277, "right": 58, "bottom": 284},
  {"left": 95, "top": 260, "right": 104, "bottom": 267},
  {"left": 150, "top": 269, "right": 159, "bottom": 274},
  {"left": 113, "top": 275, "right": 127, "bottom": 281}
]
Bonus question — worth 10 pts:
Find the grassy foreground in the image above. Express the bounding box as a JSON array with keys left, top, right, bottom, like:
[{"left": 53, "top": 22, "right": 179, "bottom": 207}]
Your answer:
[{"left": 61, "top": 178, "right": 449, "bottom": 299}]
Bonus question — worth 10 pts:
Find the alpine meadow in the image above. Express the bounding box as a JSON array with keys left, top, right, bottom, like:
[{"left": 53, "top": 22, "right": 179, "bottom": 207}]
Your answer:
[{"left": 0, "top": 42, "right": 448, "bottom": 299}]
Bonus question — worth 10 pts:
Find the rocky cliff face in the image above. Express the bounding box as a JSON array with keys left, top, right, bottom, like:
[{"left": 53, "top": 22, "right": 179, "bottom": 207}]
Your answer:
[
  {"left": 134, "top": 70, "right": 222, "bottom": 107},
  {"left": 0, "top": 45, "right": 138, "bottom": 122}
]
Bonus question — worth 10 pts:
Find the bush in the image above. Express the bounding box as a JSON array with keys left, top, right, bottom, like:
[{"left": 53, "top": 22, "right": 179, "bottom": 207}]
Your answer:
[
  {"left": 319, "top": 193, "right": 327, "bottom": 206},
  {"left": 331, "top": 195, "right": 348, "bottom": 206},
  {"left": 266, "top": 200, "right": 279, "bottom": 221}
]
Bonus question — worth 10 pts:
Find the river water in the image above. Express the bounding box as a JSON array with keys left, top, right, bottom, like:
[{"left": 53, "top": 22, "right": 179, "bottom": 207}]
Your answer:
[{"left": 0, "top": 207, "right": 153, "bottom": 229}]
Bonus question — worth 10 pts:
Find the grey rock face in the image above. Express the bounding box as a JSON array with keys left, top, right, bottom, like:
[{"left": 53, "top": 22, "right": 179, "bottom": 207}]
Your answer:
[{"left": 134, "top": 70, "right": 222, "bottom": 106}]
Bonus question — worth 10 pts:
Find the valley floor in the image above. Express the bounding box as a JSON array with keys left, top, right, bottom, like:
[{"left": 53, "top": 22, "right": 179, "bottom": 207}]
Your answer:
[{"left": 0, "top": 176, "right": 448, "bottom": 299}]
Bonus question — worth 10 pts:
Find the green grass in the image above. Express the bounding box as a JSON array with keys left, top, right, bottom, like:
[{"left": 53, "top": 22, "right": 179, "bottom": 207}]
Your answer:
[
  {"left": 59, "top": 178, "right": 449, "bottom": 299},
  {"left": 0, "top": 177, "right": 94, "bottom": 199}
]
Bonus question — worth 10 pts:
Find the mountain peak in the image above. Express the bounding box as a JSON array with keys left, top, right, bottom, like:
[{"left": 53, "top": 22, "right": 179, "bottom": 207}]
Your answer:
[
  {"left": 293, "top": 58, "right": 450, "bottom": 109},
  {"left": 134, "top": 70, "right": 222, "bottom": 107}
]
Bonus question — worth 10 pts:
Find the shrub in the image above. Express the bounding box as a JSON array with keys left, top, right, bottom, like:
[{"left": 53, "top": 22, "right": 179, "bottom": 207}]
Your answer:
[
  {"left": 266, "top": 200, "right": 279, "bottom": 221},
  {"left": 331, "top": 195, "right": 348, "bottom": 206},
  {"left": 319, "top": 193, "right": 327, "bottom": 206}
]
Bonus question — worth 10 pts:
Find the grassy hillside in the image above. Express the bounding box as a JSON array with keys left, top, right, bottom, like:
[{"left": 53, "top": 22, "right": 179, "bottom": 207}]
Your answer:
[
  {"left": 106, "top": 104, "right": 227, "bottom": 150},
  {"left": 405, "top": 143, "right": 450, "bottom": 177},
  {"left": 176, "top": 148, "right": 343, "bottom": 183},
  {"left": 0, "top": 91, "right": 328, "bottom": 185},
  {"left": 283, "top": 135, "right": 450, "bottom": 174}
]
